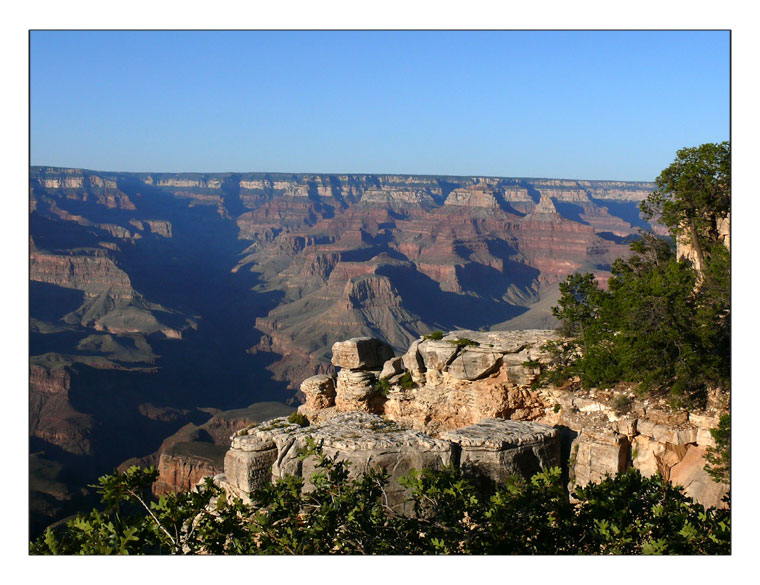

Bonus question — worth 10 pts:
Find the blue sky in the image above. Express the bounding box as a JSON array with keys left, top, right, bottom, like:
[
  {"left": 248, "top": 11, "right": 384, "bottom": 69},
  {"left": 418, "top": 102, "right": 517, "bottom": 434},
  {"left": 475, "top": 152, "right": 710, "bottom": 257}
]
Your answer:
[{"left": 30, "top": 30, "right": 729, "bottom": 181}]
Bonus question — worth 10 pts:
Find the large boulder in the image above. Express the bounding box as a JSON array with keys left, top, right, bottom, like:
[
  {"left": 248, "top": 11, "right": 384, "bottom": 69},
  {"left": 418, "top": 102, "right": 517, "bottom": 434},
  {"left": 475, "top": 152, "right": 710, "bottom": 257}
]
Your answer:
[
  {"left": 379, "top": 356, "right": 404, "bottom": 379},
  {"left": 447, "top": 347, "right": 502, "bottom": 381},
  {"left": 299, "top": 374, "right": 336, "bottom": 410},
  {"left": 334, "top": 369, "right": 379, "bottom": 410},
  {"left": 401, "top": 339, "right": 426, "bottom": 382},
  {"left": 222, "top": 434, "right": 278, "bottom": 496},
  {"left": 331, "top": 337, "right": 394, "bottom": 370},
  {"left": 441, "top": 419, "right": 560, "bottom": 484},
  {"left": 218, "top": 413, "right": 564, "bottom": 513},
  {"left": 417, "top": 339, "right": 459, "bottom": 371}
]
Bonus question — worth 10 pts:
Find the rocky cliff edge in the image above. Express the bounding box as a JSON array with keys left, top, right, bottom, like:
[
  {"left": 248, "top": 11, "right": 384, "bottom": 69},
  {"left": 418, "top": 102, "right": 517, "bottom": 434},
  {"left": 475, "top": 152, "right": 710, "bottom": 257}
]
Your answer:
[{"left": 210, "top": 330, "right": 728, "bottom": 509}]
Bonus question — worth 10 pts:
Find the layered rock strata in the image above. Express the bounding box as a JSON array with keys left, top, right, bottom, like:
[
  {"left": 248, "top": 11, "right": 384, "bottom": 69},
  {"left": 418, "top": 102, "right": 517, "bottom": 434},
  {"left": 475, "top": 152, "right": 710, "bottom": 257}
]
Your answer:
[
  {"left": 540, "top": 388, "right": 729, "bottom": 508},
  {"left": 440, "top": 419, "right": 560, "bottom": 484},
  {"left": 294, "top": 332, "right": 729, "bottom": 509},
  {"left": 217, "top": 412, "right": 559, "bottom": 512},
  {"left": 298, "top": 330, "right": 558, "bottom": 433}
]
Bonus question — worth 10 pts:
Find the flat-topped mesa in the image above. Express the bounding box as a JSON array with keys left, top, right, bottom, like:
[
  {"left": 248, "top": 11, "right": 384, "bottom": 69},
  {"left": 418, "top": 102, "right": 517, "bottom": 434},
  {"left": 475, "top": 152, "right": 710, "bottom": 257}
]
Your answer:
[
  {"left": 443, "top": 185, "right": 500, "bottom": 208},
  {"left": 216, "top": 411, "right": 559, "bottom": 512}
]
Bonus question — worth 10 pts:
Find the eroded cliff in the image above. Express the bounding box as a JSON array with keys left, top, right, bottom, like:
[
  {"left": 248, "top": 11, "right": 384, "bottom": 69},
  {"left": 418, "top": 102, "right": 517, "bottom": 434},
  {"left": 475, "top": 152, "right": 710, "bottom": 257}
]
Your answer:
[{"left": 238, "top": 331, "right": 730, "bottom": 509}]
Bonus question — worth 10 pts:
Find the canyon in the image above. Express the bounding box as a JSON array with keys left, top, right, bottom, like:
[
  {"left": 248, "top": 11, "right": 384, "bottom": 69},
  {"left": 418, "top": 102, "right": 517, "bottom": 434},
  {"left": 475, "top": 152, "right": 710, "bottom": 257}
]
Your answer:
[{"left": 29, "top": 166, "right": 656, "bottom": 533}]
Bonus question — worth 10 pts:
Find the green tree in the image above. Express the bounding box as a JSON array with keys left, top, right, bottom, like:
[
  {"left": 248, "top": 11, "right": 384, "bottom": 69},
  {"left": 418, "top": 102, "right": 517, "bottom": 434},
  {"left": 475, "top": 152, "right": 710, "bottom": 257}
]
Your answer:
[
  {"left": 641, "top": 141, "right": 730, "bottom": 278},
  {"left": 544, "top": 143, "right": 730, "bottom": 405},
  {"left": 704, "top": 414, "right": 731, "bottom": 486}
]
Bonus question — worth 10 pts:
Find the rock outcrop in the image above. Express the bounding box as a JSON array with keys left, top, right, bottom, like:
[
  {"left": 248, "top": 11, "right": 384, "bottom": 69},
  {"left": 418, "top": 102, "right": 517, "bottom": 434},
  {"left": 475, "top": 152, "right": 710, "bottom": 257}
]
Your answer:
[
  {"left": 148, "top": 402, "right": 296, "bottom": 495},
  {"left": 291, "top": 332, "right": 729, "bottom": 509},
  {"left": 540, "top": 387, "right": 729, "bottom": 508},
  {"left": 440, "top": 419, "right": 559, "bottom": 484},
  {"left": 218, "top": 412, "right": 559, "bottom": 512}
]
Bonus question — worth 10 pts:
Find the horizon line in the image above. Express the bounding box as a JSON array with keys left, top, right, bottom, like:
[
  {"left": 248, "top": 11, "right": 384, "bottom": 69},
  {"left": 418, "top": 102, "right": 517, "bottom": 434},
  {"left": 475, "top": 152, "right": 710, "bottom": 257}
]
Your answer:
[{"left": 29, "top": 164, "right": 658, "bottom": 185}]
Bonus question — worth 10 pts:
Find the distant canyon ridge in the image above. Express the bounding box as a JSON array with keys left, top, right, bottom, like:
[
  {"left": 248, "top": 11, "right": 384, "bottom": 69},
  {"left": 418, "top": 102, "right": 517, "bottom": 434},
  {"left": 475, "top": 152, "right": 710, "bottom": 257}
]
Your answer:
[{"left": 29, "top": 167, "right": 656, "bottom": 532}]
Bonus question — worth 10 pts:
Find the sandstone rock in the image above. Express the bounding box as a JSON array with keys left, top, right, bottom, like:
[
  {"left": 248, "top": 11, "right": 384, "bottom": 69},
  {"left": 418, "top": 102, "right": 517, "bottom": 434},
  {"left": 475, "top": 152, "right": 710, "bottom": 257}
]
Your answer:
[
  {"left": 153, "top": 447, "right": 225, "bottom": 496},
  {"left": 689, "top": 413, "right": 720, "bottom": 447},
  {"left": 447, "top": 347, "right": 501, "bottom": 381},
  {"left": 223, "top": 412, "right": 455, "bottom": 513},
  {"left": 504, "top": 364, "right": 536, "bottom": 386},
  {"left": 417, "top": 339, "right": 459, "bottom": 372},
  {"left": 696, "top": 428, "right": 716, "bottom": 448},
  {"left": 636, "top": 419, "right": 697, "bottom": 445},
  {"left": 221, "top": 412, "right": 565, "bottom": 513},
  {"left": 655, "top": 442, "right": 690, "bottom": 480},
  {"left": 611, "top": 416, "right": 637, "bottom": 436},
  {"left": 300, "top": 374, "right": 336, "bottom": 410},
  {"left": 443, "top": 185, "right": 500, "bottom": 208},
  {"left": 571, "top": 429, "right": 629, "bottom": 488},
  {"left": 334, "top": 369, "right": 384, "bottom": 413},
  {"left": 530, "top": 194, "right": 560, "bottom": 219},
  {"left": 669, "top": 445, "right": 729, "bottom": 509},
  {"left": 688, "top": 413, "right": 720, "bottom": 430},
  {"left": 379, "top": 356, "right": 403, "bottom": 379},
  {"left": 223, "top": 435, "right": 278, "bottom": 495},
  {"left": 331, "top": 337, "right": 394, "bottom": 370},
  {"left": 642, "top": 408, "right": 689, "bottom": 426},
  {"left": 401, "top": 339, "right": 426, "bottom": 381},
  {"left": 441, "top": 419, "right": 560, "bottom": 484},
  {"left": 335, "top": 369, "right": 376, "bottom": 400},
  {"left": 296, "top": 405, "right": 341, "bottom": 424},
  {"left": 631, "top": 435, "right": 660, "bottom": 477}
]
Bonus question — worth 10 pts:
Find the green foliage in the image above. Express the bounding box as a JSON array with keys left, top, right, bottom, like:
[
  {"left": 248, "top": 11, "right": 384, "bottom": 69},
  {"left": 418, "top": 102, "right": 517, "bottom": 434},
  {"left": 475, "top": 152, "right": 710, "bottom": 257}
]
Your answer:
[
  {"left": 423, "top": 330, "right": 444, "bottom": 341},
  {"left": 572, "top": 470, "right": 730, "bottom": 554},
  {"left": 641, "top": 141, "right": 730, "bottom": 277},
  {"left": 612, "top": 394, "right": 634, "bottom": 415},
  {"left": 447, "top": 338, "right": 480, "bottom": 348},
  {"left": 552, "top": 273, "right": 606, "bottom": 339},
  {"left": 544, "top": 145, "right": 730, "bottom": 405},
  {"left": 398, "top": 370, "right": 416, "bottom": 389},
  {"left": 372, "top": 376, "right": 392, "bottom": 398},
  {"left": 32, "top": 448, "right": 730, "bottom": 555},
  {"left": 287, "top": 412, "right": 309, "bottom": 427},
  {"left": 704, "top": 414, "right": 730, "bottom": 486}
]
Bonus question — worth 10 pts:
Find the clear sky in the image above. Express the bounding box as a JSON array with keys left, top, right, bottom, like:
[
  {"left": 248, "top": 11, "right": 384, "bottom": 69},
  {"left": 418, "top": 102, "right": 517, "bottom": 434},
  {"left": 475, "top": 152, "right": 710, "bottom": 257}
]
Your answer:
[{"left": 30, "top": 30, "right": 729, "bottom": 181}]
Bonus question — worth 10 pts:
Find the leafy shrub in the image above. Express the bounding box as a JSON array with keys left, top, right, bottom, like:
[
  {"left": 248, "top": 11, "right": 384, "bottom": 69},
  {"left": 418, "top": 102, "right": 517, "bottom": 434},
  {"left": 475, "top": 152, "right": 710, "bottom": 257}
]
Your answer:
[
  {"left": 612, "top": 394, "right": 634, "bottom": 414},
  {"left": 544, "top": 144, "right": 730, "bottom": 406},
  {"left": 32, "top": 446, "right": 730, "bottom": 555},
  {"left": 373, "top": 376, "right": 391, "bottom": 398},
  {"left": 424, "top": 330, "right": 444, "bottom": 341},
  {"left": 399, "top": 370, "right": 416, "bottom": 389},
  {"left": 287, "top": 412, "right": 309, "bottom": 427},
  {"left": 704, "top": 414, "right": 730, "bottom": 486},
  {"left": 448, "top": 338, "right": 479, "bottom": 348}
]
